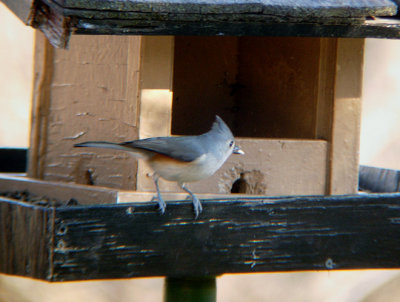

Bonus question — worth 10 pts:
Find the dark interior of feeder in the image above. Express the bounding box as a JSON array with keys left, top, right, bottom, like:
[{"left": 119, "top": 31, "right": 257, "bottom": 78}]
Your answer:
[{"left": 171, "top": 36, "right": 322, "bottom": 139}]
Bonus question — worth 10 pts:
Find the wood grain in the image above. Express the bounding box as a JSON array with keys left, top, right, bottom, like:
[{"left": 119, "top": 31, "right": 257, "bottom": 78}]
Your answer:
[
  {"left": 6, "top": 0, "right": 400, "bottom": 48},
  {"left": 30, "top": 34, "right": 141, "bottom": 191},
  {"left": 51, "top": 0, "right": 396, "bottom": 17},
  {"left": 28, "top": 32, "right": 54, "bottom": 179},
  {"left": 35, "top": 194, "right": 400, "bottom": 280},
  {"left": 329, "top": 38, "right": 364, "bottom": 195},
  {"left": 0, "top": 198, "right": 53, "bottom": 280}
]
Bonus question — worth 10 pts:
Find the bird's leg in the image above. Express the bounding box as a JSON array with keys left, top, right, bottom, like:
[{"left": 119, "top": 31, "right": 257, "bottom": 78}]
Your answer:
[
  {"left": 179, "top": 182, "right": 202, "bottom": 218},
  {"left": 152, "top": 174, "right": 166, "bottom": 214}
]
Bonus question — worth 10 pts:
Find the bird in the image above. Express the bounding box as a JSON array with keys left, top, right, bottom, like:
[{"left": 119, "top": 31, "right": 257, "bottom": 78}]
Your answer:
[{"left": 74, "top": 115, "right": 244, "bottom": 217}]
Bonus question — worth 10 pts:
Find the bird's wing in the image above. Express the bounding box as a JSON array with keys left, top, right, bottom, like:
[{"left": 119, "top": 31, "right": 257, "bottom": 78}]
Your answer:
[{"left": 122, "top": 136, "right": 204, "bottom": 162}]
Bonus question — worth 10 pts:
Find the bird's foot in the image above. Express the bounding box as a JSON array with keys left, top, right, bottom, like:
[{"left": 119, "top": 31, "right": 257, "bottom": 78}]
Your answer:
[
  {"left": 191, "top": 194, "right": 203, "bottom": 219},
  {"left": 151, "top": 195, "right": 166, "bottom": 214},
  {"left": 180, "top": 183, "right": 203, "bottom": 218}
]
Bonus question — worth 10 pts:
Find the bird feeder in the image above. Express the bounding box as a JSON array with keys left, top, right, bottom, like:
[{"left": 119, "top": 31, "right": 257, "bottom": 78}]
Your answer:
[{"left": 1, "top": 0, "right": 400, "bottom": 285}]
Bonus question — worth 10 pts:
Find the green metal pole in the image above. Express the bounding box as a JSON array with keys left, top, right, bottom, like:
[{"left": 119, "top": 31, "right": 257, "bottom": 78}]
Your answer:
[{"left": 164, "top": 277, "right": 216, "bottom": 302}]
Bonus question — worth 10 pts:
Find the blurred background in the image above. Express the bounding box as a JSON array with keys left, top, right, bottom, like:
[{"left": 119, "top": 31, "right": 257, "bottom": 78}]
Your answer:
[{"left": 1, "top": 2, "right": 400, "bottom": 301}]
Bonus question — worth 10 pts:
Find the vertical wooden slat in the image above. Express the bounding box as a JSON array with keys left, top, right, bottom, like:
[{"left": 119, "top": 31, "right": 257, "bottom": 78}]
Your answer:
[
  {"left": 316, "top": 38, "right": 364, "bottom": 195},
  {"left": 126, "top": 36, "right": 143, "bottom": 130},
  {"left": 329, "top": 38, "right": 364, "bottom": 195},
  {"left": 28, "top": 32, "right": 54, "bottom": 179},
  {"left": 315, "top": 38, "right": 337, "bottom": 194},
  {"left": 315, "top": 38, "right": 337, "bottom": 141}
]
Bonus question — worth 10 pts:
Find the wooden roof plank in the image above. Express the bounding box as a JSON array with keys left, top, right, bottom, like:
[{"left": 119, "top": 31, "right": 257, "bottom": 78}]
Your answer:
[
  {"left": 50, "top": 0, "right": 397, "bottom": 18},
  {"left": 4, "top": 0, "right": 400, "bottom": 48}
]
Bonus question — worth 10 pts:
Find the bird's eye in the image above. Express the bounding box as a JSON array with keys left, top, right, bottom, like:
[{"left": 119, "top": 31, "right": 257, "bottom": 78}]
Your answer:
[{"left": 229, "top": 141, "right": 234, "bottom": 148}]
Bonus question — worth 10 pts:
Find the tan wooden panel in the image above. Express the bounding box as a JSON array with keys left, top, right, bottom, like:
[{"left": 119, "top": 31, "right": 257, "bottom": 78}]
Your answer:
[
  {"left": 29, "top": 34, "right": 142, "bottom": 191},
  {"left": 0, "top": 174, "right": 259, "bottom": 205},
  {"left": 329, "top": 38, "right": 364, "bottom": 195},
  {"left": 138, "top": 138, "right": 328, "bottom": 196},
  {"left": 0, "top": 174, "right": 118, "bottom": 205}
]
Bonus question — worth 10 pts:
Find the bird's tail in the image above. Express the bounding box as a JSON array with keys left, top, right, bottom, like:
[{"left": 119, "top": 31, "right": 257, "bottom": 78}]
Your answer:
[{"left": 74, "top": 141, "right": 147, "bottom": 158}]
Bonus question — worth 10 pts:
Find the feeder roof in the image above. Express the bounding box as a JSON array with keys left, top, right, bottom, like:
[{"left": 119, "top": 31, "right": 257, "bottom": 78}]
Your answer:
[{"left": 2, "top": 0, "right": 400, "bottom": 47}]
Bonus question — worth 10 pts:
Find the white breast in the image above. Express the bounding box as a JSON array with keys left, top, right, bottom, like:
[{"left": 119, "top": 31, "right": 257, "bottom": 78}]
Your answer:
[{"left": 149, "top": 153, "right": 222, "bottom": 183}]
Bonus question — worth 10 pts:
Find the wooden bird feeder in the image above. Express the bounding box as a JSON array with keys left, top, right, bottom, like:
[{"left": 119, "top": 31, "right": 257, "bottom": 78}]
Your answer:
[{"left": 1, "top": 0, "right": 400, "bottom": 292}]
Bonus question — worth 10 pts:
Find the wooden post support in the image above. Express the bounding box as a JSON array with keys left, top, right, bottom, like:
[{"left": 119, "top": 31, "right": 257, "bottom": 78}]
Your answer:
[{"left": 164, "top": 277, "right": 216, "bottom": 302}]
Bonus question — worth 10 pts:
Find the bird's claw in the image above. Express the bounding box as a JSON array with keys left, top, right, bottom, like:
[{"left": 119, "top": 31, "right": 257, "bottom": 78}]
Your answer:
[
  {"left": 192, "top": 195, "right": 203, "bottom": 219},
  {"left": 151, "top": 195, "right": 166, "bottom": 215}
]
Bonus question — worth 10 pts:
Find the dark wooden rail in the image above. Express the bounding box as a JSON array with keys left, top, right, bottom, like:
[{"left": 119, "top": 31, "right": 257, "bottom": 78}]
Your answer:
[{"left": 1, "top": 193, "right": 400, "bottom": 281}]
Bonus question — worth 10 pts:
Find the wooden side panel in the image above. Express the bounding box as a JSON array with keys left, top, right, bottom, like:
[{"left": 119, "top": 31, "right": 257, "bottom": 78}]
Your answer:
[
  {"left": 30, "top": 34, "right": 142, "bottom": 191},
  {"left": 0, "top": 198, "right": 52, "bottom": 280},
  {"left": 192, "top": 138, "right": 328, "bottom": 196},
  {"left": 329, "top": 38, "right": 364, "bottom": 194}
]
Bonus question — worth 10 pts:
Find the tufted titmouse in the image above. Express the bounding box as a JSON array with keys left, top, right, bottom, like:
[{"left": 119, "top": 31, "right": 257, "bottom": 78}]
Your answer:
[{"left": 74, "top": 116, "right": 243, "bottom": 217}]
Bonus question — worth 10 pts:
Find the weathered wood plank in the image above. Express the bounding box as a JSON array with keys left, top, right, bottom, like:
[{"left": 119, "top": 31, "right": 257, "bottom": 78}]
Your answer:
[
  {"left": 0, "top": 198, "right": 53, "bottom": 280},
  {"left": 359, "top": 166, "right": 400, "bottom": 193},
  {"left": 50, "top": 193, "right": 400, "bottom": 281},
  {"left": 72, "top": 17, "right": 400, "bottom": 39},
  {"left": 50, "top": 0, "right": 397, "bottom": 18},
  {"left": 2, "top": 192, "right": 400, "bottom": 281},
  {"left": 7, "top": 0, "right": 399, "bottom": 48}
]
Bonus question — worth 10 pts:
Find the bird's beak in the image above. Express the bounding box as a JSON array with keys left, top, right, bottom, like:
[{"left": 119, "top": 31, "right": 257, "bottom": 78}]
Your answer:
[{"left": 233, "top": 145, "right": 244, "bottom": 155}]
